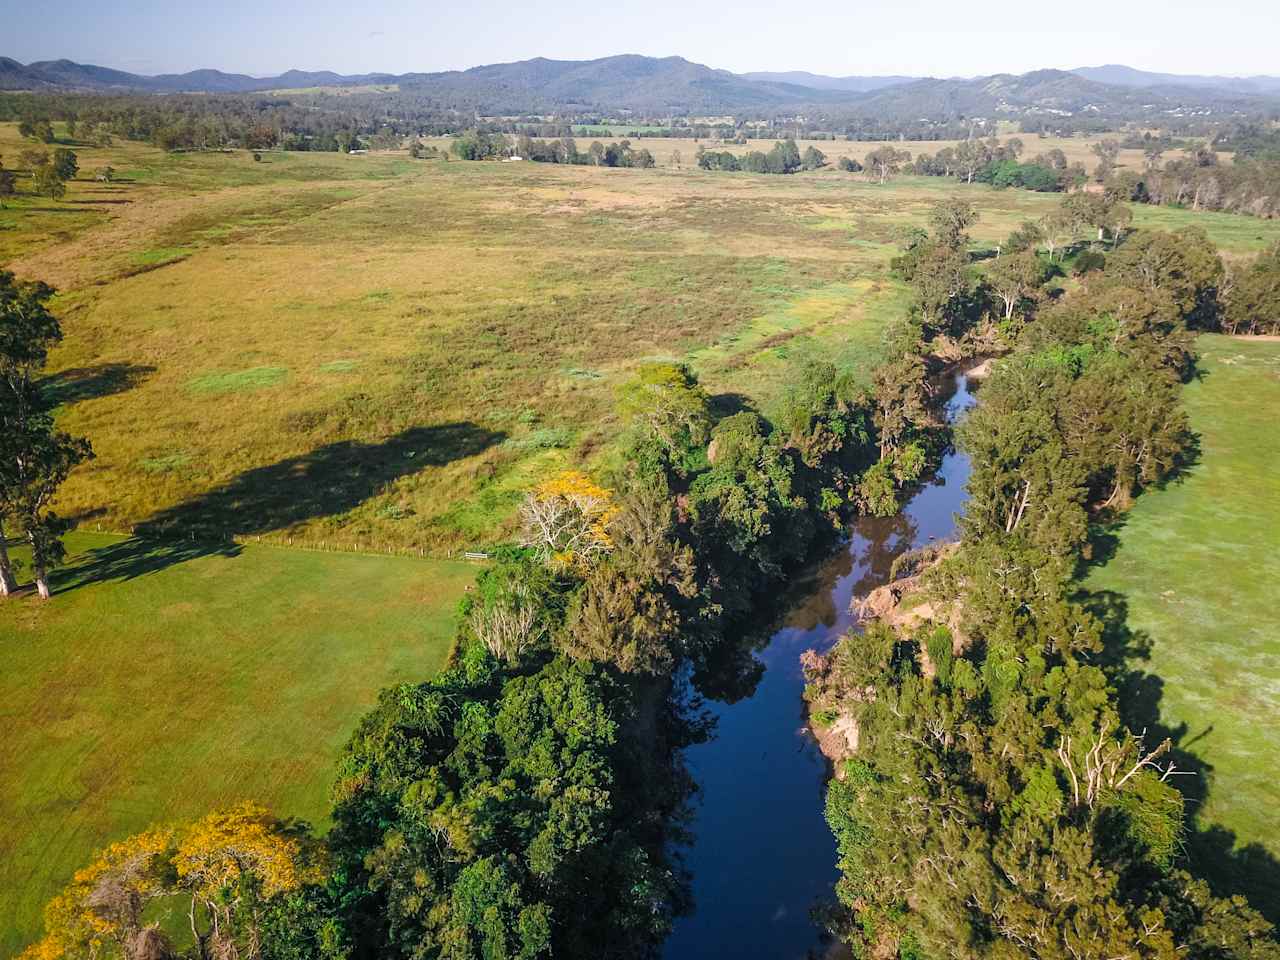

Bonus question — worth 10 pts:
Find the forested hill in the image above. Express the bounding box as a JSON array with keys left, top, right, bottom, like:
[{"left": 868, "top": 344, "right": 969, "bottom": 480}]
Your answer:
[
  {"left": 3, "top": 53, "right": 1279, "bottom": 119},
  {"left": 1073, "top": 64, "right": 1280, "bottom": 96}
]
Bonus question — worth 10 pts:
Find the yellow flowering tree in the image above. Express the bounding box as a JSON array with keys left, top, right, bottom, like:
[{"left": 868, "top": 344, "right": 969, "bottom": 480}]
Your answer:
[
  {"left": 18, "top": 828, "right": 176, "bottom": 960},
  {"left": 174, "top": 802, "right": 322, "bottom": 960},
  {"left": 518, "top": 469, "right": 617, "bottom": 568}
]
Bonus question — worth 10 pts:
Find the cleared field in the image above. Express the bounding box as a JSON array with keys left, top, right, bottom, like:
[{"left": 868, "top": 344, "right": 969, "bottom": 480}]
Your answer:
[
  {"left": 1085, "top": 335, "right": 1280, "bottom": 917},
  {"left": 7, "top": 125, "right": 1278, "bottom": 558},
  {"left": 0, "top": 532, "right": 475, "bottom": 953}
]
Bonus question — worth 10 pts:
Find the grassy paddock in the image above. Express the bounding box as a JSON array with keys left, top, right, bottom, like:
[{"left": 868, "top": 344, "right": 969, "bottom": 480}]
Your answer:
[
  {"left": 0, "top": 532, "right": 475, "bottom": 953},
  {"left": 1084, "top": 335, "right": 1280, "bottom": 916},
  {"left": 7, "top": 123, "right": 1278, "bottom": 558}
]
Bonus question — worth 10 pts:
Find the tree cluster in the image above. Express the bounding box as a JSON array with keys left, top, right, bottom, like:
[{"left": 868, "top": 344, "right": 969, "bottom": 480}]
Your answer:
[
  {"left": 809, "top": 219, "right": 1279, "bottom": 959},
  {"left": 695, "top": 138, "right": 815, "bottom": 174}
]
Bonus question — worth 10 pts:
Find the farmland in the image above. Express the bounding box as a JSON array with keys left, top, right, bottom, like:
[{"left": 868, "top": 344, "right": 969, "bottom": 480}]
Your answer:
[{"left": 4, "top": 120, "right": 1280, "bottom": 950}]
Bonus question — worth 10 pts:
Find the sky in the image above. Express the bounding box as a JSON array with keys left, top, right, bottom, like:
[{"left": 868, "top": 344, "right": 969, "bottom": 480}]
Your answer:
[{"left": 5, "top": 0, "right": 1279, "bottom": 79}]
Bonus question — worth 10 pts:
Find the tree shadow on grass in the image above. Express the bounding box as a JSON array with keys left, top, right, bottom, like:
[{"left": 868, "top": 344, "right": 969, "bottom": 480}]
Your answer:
[
  {"left": 40, "top": 363, "right": 156, "bottom": 407},
  {"left": 56, "top": 422, "right": 504, "bottom": 593},
  {"left": 52, "top": 536, "right": 241, "bottom": 594},
  {"left": 138, "top": 422, "right": 504, "bottom": 540},
  {"left": 1079, "top": 587, "right": 1280, "bottom": 923}
]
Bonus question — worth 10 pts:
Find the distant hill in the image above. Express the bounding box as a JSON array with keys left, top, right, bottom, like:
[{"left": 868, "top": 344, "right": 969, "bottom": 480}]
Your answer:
[
  {"left": 740, "top": 71, "right": 918, "bottom": 93},
  {"left": 392, "top": 55, "right": 873, "bottom": 113},
  {"left": 1, "top": 59, "right": 397, "bottom": 94},
  {"left": 1073, "top": 64, "right": 1280, "bottom": 96},
  {"left": 2, "top": 54, "right": 1277, "bottom": 119},
  {"left": 844, "top": 68, "right": 1270, "bottom": 120}
]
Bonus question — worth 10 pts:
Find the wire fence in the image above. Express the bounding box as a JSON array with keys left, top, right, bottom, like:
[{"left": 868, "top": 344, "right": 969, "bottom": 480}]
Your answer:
[{"left": 86, "top": 522, "right": 491, "bottom": 562}]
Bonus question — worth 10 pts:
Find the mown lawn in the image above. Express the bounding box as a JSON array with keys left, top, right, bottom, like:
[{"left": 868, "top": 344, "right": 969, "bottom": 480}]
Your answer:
[
  {"left": 0, "top": 532, "right": 475, "bottom": 954},
  {"left": 1085, "top": 335, "right": 1280, "bottom": 917}
]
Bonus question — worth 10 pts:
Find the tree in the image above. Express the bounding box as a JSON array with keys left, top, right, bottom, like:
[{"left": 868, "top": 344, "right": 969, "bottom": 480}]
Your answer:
[
  {"left": 801, "top": 145, "right": 826, "bottom": 170},
  {"left": 908, "top": 242, "right": 971, "bottom": 335},
  {"left": 518, "top": 470, "right": 617, "bottom": 568},
  {"left": 928, "top": 197, "right": 978, "bottom": 251},
  {"left": 330, "top": 654, "right": 691, "bottom": 960},
  {"left": 864, "top": 146, "right": 910, "bottom": 184},
  {"left": 985, "top": 251, "right": 1047, "bottom": 322},
  {"left": 689, "top": 411, "right": 808, "bottom": 580},
  {"left": 6, "top": 429, "right": 93, "bottom": 598},
  {"left": 562, "top": 478, "right": 701, "bottom": 675},
  {"left": 463, "top": 551, "right": 559, "bottom": 665},
  {"left": 1108, "top": 228, "right": 1224, "bottom": 329},
  {"left": 1223, "top": 243, "right": 1280, "bottom": 335},
  {"left": 20, "top": 118, "right": 55, "bottom": 143},
  {"left": 1061, "top": 190, "right": 1111, "bottom": 244},
  {"left": 617, "top": 362, "right": 711, "bottom": 478},
  {"left": 19, "top": 147, "right": 49, "bottom": 171},
  {"left": 18, "top": 828, "right": 177, "bottom": 960},
  {"left": 869, "top": 320, "right": 929, "bottom": 461},
  {"left": 837, "top": 156, "right": 862, "bottom": 173},
  {"left": 0, "top": 164, "right": 15, "bottom": 207},
  {"left": 175, "top": 803, "right": 323, "bottom": 960},
  {"left": 1039, "top": 206, "right": 1079, "bottom": 262},
  {"left": 1107, "top": 201, "right": 1134, "bottom": 247},
  {"left": 953, "top": 138, "right": 991, "bottom": 184},
  {"left": 51, "top": 148, "right": 78, "bottom": 182},
  {"left": 32, "top": 165, "right": 67, "bottom": 200},
  {"left": 0, "top": 273, "right": 93, "bottom": 598},
  {"left": 1092, "top": 138, "right": 1120, "bottom": 181},
  {"left": 1003, "top": 219, "right": 1045, "bottom": 255}
]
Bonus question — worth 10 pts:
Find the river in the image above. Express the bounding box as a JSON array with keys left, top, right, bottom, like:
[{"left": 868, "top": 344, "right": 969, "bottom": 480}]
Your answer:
[{"left": 664, "top": 367, "right": 979, "bottom": 959}]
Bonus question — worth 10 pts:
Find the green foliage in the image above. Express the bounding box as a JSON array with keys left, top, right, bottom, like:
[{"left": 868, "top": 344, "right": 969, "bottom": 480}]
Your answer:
[
  {"left": 616, "top": 362, "right": 712, "bottom": 481},
  {"left": 1108, "top": 227, "right": 1224, "bottom": 329},
  {"left": 451, "top": 129, "right": 511, "bottom": 160},
  {"left": 51, "top": 148, "right": 78, "bottom": 181},
  {"left": 774, "top": 360, "right": 873, "bottom": 478},
  {"left": 699, "top": 138, "right": 804, "bottom": 175},
  {"left": 690, "top": 411, "right": 810, "bottom": 581},
  {"left": 811, "top": 230, "right": 1278, "bottom": 959},
  {"left": 330, "top": 655, "right": 689, "bottom": 960},
  {"left": 31, "top": 164, "right": 66, "bottom": 199},
  {"left": 561, "top": 478, "right": 702, "bottom": 675},
  {"left": 1223, "top": 242, "right": 1280, "bottom": 335}
]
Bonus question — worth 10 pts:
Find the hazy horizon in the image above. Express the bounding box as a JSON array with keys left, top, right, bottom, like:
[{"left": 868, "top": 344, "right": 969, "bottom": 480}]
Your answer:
[{"left": 7, "top": 0, "right": 1279, "bottom": 81}]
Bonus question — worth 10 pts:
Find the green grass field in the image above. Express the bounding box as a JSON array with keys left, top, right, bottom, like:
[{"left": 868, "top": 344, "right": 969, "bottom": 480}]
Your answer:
[
  {"left": 0, "top": 532, "right": 475, "bottom": 953},
  {"left": 1085, "top": 335, "right": 1280, "bottom": 915}
]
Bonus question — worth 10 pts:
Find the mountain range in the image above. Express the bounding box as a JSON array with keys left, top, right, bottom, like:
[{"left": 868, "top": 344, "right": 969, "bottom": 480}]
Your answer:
[{"left": 3, "top": 54, "right": 1279, "bottom": 118}]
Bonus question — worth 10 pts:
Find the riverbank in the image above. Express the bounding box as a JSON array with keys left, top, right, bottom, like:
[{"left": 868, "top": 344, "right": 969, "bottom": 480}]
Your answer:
[{"left": 664, "top": 365, "right": 979, "bottom": 959}]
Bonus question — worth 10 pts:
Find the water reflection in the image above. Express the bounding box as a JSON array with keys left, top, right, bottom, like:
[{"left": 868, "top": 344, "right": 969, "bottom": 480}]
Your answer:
[{"left": 664, "top": 368, "right": 978, "bottom": 960}]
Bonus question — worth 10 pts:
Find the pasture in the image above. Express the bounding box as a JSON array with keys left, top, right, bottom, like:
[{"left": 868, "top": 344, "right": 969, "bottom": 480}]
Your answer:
[
  {"left": 7, "top": 124, "right": 1280, "bottom": 558},
  {"left": 4, "top": 122, "right": 1280, "bottom": 946},
  {"left": 1085, "top": 335, "right": 1280, "bottom": 916},
  {"left": 0, "top": 532, "right": 474, "bottom": 952}
]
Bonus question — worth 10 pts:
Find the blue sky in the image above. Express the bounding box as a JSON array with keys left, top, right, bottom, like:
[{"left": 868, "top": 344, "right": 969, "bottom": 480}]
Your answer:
[{"left": 6, "top": 0, "right": 1278, "bottom": 78}]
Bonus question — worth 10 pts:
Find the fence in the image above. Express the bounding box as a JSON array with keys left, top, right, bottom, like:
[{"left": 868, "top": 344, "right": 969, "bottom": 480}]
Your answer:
[{"left": 88, "top": 522, "right": 492, "bottom": 562}]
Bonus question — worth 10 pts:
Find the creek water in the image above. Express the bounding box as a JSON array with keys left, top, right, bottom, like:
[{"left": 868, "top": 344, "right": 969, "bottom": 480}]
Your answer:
[{"left": 663, "top": 367, "right": 979, "bottom": 960}]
